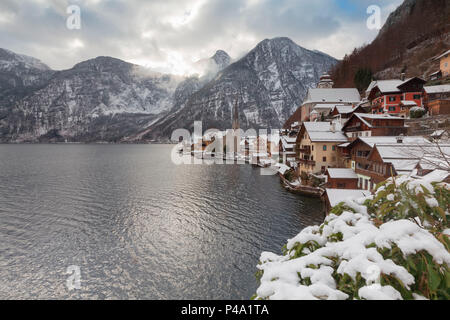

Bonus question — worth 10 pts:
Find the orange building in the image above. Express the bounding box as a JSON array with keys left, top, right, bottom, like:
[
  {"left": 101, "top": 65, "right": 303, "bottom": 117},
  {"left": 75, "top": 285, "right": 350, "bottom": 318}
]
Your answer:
[{"left": 433, "top": 49, "right": 450, "bottom": 78}]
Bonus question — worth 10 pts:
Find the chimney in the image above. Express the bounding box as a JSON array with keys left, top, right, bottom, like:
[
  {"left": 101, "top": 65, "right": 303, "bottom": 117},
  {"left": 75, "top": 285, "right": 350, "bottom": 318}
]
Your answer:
[
  {"left": 396, "top": 134, "right": 404, "bottom": 144},
  {"left": 330, "top": 122, "right": 336, "bottom": 133},
  {"left": 400, "top": 72, "right": 406, "bottom": 81}
]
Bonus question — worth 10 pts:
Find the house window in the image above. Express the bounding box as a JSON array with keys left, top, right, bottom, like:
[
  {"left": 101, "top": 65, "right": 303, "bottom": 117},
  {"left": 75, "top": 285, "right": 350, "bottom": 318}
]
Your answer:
[
  {"left": 323, "top": 145, "right": 327, "bottom": 151},
  {"left": 312, "top": 145, "right": 314, "bottom": 151},
  {"left": 388, "top": 106, "right": 396, "bottom": 111},
  {"left": 379, "top": 108, "right": 383, "bottom": 113},
  {"left": 389, "top": 96, "right": 396, "bottom": 102},
  {"left": 332, "top": 146, "right": 336, "bottom": 151},
  {"left": 323, "top": 157, "right": 327, "bottom": 162},
  {"left": 337, "top": 183, "right": 346, "bottom": 188}
]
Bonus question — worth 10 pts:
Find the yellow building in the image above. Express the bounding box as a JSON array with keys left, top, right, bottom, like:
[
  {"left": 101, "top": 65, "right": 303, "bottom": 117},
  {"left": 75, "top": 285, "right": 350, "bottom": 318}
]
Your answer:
[
  {"left": 295, "top": 122, "right": 348, "bottom": 175},
  {"left": 435, "top": 49, "right": 450, "bottom": 78}
]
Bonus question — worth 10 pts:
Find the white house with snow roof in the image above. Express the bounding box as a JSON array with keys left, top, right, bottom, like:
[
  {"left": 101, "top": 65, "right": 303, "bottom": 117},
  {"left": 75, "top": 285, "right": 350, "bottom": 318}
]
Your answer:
[{"left": 300, "top": 88, "right": 361, "bottom": 122}]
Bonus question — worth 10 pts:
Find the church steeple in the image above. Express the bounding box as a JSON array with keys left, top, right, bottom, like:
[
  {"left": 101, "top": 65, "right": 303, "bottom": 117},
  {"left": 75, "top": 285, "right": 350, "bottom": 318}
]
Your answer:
[{"left": 232, "top": 99, "right": 239, "bottom": 130}]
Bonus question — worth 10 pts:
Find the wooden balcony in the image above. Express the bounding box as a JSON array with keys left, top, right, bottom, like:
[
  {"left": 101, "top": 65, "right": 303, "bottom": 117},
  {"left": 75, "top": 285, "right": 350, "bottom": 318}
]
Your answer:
[
  {"left": 299, "top": 159, "right": 316, "bottom": 166},
  {"left": 298, "top": 146, "right": 311, "bottom": 154}
]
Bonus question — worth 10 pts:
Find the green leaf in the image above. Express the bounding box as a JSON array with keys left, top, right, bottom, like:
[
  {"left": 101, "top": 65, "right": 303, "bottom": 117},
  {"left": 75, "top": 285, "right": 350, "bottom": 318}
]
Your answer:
[{"left": 427, "top": 264, "right": 441, "bottom": 291}]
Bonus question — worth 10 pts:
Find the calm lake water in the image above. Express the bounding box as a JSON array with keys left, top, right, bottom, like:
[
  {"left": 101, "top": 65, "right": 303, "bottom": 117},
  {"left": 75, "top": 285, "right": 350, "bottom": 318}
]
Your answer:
[{"left": 0, "top": 144, "right": 323, "bottom": 299}]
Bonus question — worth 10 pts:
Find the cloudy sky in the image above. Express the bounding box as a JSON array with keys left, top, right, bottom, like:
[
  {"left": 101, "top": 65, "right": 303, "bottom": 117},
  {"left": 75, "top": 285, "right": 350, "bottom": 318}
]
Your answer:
[{"left": 0, "top": 0, "right": 403, "bottom": 74}]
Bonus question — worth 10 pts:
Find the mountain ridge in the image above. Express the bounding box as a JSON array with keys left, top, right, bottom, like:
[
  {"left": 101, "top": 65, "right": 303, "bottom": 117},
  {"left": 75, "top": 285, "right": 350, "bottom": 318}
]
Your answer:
[
  {"left": 136, "top": 37, "right": 337, "bottom": 141},
  {"left": 0, "top": 37, "right": 337, "bottom": 142}
]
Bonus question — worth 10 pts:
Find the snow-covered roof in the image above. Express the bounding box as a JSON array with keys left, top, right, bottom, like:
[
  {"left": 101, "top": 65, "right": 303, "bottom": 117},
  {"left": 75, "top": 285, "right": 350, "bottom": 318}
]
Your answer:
[
  {"left": 421, "top": 169, "right": 449, "bottom": 182},
  {"left": 314, "top": 103, "right": 347, "bottom": 110},
  {"left": 429, "top": 70, "right": 442, "bottom": 76},
  {"left": 281, "top": 137, "right": 295, "bottom": 150},
  {"left": 365, "top": 80, "right": 377, "bottom": 94},
  {"left": 338, "top": 142, "right": 350, "bottom": 147},
  {"left": 389, "top": 159, "right": 420, "bottom": 172},
  {"left": 358, "top": 136, "right": 430, "bottom": 148},
  {"left": 373, "top": 80, "right": 404, "bottom": 93},
  {"left": 354, "top": 113, "right": 404, "bottom": 120},
  {"left": 275, "top": 163, "right": 291, "bottom": 175},
  {"left": 303, "top": 88, "right": 361, "bottom": 105},
  {"left": 424, "top": 84, "right": 450, "bottom": 94},
  {"left": 284, "top": 136, "right": 297, "bottom": 143},
  {"left": 333, "top": 105, "right": 355, "bottom": 114},
  {"left": 374, "top": 144, "right": 450, "bottom": 173},
  {"left": 368, "top": 78, "right": 425, "bottom": 95},
  {"left": 327, "top": 168, "right": 358, "bottom": 179},
  {"left": 349, "top": 113, "right": 404, "bottom": 128},
  {"left": 304, "top": 122, "right": 332, "bottom": 132},
  {"left": 325, "top": 189, "right": 372, "bottom": 207},
  {"left": 303, "top": 122, "right": 348, "bottom": 142},
  {"left": 308, "top": 131, "right": 348, "bottom": 142},
  {"left": 433, "top": 49, "right": 450, "bottom": 60},
  {"left": 400, "top": 100, "right": 417, "bottom": 106}
]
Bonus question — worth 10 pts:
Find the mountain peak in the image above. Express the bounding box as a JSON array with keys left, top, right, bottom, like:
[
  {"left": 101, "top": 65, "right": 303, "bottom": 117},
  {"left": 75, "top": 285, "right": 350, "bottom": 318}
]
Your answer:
[
  {"left": 72, "top": 56, "right": 134, "bottom": 72},
  {"left": 0, "top": 48, "right": 51, "bottom": 71},
  {"left": 211, "top": 50, "right": 231, "bottom": 69}
]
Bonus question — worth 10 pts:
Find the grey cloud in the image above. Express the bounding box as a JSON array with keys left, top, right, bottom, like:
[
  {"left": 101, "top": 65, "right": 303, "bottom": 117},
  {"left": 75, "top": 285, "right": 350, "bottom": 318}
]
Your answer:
[{"left": 0, "top": 0, "right": 401, "bottom": 72}]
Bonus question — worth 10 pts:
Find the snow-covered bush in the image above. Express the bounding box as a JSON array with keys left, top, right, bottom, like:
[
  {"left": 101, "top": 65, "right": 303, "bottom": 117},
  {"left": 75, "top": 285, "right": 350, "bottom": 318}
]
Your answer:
[
  {"left": 254, "top": 174, "right": 450, "bottom": 300},
  {"left": 410, "top": 106, "right": 426, "bottom": 118}
]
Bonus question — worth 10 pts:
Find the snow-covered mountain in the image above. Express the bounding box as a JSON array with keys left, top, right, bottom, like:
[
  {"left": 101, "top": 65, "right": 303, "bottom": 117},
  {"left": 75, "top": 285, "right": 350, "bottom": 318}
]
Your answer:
[
  {"left": 138, "top": 37, "right": 337, "bottom": 140},
  {"left": 0, "top": 48, "right": 55, "bottom": 106},
  {"left": 0, "top": 38, "right": 337, "bottom": 142},
  {"left": 195, "top": 50, "right": 232, "bottom": 79},
  {"left": 0, "top": 54, "right": 182, "bottom": 142}
]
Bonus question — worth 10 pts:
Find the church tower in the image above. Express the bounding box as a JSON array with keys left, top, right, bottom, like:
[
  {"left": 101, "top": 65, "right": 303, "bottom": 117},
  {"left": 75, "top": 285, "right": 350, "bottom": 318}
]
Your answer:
[{"left": 317, "top": 73, "right": 334, "bottom": 89}]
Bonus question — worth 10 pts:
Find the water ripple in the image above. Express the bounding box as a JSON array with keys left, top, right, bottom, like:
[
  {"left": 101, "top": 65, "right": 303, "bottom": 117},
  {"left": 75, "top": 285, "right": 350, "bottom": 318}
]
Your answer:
[{"left": 0, "top": 144, "right": 324, "bottom": 299}]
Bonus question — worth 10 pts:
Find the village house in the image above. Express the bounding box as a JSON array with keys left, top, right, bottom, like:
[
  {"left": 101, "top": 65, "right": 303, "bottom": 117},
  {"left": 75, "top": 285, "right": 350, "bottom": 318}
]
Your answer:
[
  {"left": 423, "top": 84, "right": 450, "bottom": 116},
  {"left": 325, "top": 168, "right": 358, "bottom": 189},
  {"left": 280, "top": 135, "right": 297, "bottom": 167},
  {"left": 429, "top": 70, "right": 442, "bottom": 81},
  {"left": 330, "top": 104, "right": 366, "bottom": 124},
  {"left": 346, "top": 136, "right": 431, "bottom": 190},
  {"left": 367, "top": 77, "right": 426, "bottom": 115},
  {"left": 295, "top": 122, "right": 348, "bottom": 175},
  {"left": 424, "top": 84, "right": 450, "bottom": 101},
  {"left": 284, "top": 75, "right": 360, "bottom": 126},
  {"left": 336, "top": 142, "right": 352, "bottom": 168},
  {"left": 299, "top": 87, "right": 361, "bottom": 122},
  {"left": 428, "top": 99, "right": 450, "bottom": 116},
  {"left": 309, "top": 104, "right": 345, "bottom": 121},
  {"left": 432, "top": 49, "right": 450, "bottom": 79},
  {"left": 342, "top": 113, "right": 407, "bottom": 140}
]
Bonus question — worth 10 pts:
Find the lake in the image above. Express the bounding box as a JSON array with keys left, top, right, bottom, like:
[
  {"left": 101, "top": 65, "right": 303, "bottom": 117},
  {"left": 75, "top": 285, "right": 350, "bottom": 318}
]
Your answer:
[{"left": 0, "top": 144, "right": 324, "bottom": 299}]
